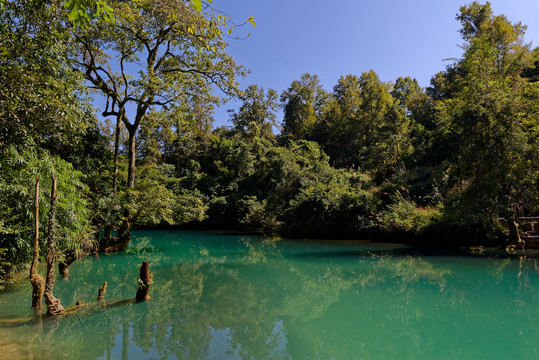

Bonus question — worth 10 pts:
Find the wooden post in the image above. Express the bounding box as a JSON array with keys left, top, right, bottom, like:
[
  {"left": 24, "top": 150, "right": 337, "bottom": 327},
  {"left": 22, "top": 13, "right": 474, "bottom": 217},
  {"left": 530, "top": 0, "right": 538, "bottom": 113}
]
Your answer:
[
  {"left": 135, "top": 261, "right": 152, "bottom": 302},
  {"left": 29, "top": 176, "right": 45, "bottom": 311}
]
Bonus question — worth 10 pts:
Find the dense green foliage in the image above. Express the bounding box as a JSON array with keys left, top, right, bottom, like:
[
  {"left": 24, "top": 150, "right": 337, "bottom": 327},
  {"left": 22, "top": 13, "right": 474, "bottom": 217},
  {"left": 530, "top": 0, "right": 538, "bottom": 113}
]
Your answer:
[{"left": 1, "top": 1, "right": 539, "bottom": 285}]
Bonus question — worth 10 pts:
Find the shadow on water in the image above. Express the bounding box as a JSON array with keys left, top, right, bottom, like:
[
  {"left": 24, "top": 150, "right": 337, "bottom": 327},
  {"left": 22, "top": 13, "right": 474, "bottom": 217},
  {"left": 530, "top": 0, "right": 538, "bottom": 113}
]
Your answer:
[{"left": 286, "top": 241, "right": 474, "bottom": 260}]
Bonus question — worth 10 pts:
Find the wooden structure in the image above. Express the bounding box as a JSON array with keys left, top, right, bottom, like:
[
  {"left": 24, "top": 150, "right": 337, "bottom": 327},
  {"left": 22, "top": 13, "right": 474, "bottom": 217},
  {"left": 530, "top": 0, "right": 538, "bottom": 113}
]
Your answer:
[{"left": 501, "top": 217, "right": 539, "bottom": 249}]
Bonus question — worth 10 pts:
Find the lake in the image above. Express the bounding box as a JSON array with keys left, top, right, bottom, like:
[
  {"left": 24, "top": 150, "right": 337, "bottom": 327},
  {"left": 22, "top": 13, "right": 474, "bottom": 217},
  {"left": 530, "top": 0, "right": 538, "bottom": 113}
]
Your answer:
[{"left": 1, "top": 230, "right": 538, "bottom": 359}]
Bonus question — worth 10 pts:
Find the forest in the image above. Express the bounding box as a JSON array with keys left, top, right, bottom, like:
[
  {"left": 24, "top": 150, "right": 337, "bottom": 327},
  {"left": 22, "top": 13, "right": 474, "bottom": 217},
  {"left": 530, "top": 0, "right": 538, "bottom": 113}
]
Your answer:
[{"left": 1, "top": 0, "right": 539, "bottom": 291}]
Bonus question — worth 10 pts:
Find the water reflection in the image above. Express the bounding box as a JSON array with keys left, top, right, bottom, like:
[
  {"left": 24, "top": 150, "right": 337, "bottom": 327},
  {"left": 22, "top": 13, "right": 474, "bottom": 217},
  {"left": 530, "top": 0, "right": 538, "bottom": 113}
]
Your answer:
[{"left": 2, "top": 231, "right": 539, "bottom": 359}]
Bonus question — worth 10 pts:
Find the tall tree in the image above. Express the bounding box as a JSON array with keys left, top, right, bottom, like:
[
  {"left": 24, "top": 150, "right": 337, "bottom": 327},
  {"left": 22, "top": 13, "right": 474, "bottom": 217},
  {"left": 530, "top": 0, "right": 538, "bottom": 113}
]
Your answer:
[
  {"left": 316, "top": 74, "right": 362, "bottom": 167},
  {"left": 0, "top": 0, "right": 94, "bottom": 148},
  {"left": 71, "top": 0, "right": 244, "bottom": 188},
  {"left": 0, "top": 0, "right": 96, "bottom": 284},
  {"left": 356, "top": 70, "right": 410, "bottom": 171},
  {"left": 435, "top": 1, "right": 539, "bottom": 221},
  {"left": 230, "top": 84, "right": 279, "bottom": 142},
  {"left": 280, "top": 73, "right": 329, "bottom": 140},
  {"left": 392, "top": 77, "right": 433, "bottom": 130},
  {"left": 317, "top": 71, "right": 411, "bottom": 172},
  {"left": 391, "top": 76, "right": 436, "bottom": 171},
  {"left": 521, "top": 47, "right": 539, "bottom": 82}
]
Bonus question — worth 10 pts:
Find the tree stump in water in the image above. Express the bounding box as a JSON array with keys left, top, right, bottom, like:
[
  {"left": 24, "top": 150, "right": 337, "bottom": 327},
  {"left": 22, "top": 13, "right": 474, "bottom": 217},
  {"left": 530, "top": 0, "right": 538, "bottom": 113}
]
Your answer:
[
  {"left": 59, "top": 251, "right": 76, "bottom": 277},
  {"left": 135, "top": 261, "right": 152, "bottom": 302},
  {"left": 98, "top": 282, "right": 107, "bottom": 300},
  {"left": 44, "top": 292, "right": 65, "bottom": 316},
  {"left": 30, "top": 274, "right": 45, "bottom": 310},
  {"left": 99, "top": 223, "right": 130, "bottom": 252}
]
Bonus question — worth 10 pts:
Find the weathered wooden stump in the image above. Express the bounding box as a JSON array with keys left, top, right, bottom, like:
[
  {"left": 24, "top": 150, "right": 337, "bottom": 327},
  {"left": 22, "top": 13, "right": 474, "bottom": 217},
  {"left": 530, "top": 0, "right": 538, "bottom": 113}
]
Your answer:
[
  {"left": 30, "top": 274, "right": 45, "bottom": 311},
  {"left": 135, "top": 261, "right": 152, "bottom": 302},
  {"left": 98, "top": 282, "right": 108, "bottom": 300},
  {"left": 44, "top": 292, "right": 65, "bottom": 316},
  {"left": 59, "top": 251, "right": 76, "bottom": 277}
]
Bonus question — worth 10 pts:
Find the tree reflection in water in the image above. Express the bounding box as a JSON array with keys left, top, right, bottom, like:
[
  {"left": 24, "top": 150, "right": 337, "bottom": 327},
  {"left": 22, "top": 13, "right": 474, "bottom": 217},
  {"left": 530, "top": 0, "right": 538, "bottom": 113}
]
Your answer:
[{"left": 2, "top": 231, "right": 539, "bottom": 359}]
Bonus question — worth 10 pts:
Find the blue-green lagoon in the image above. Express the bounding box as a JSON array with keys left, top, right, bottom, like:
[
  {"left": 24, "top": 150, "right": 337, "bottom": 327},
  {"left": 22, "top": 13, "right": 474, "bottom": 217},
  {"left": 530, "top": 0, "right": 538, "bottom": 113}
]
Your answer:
[{"left": 1, "top": 230, "right": 539, "bottom": 359}]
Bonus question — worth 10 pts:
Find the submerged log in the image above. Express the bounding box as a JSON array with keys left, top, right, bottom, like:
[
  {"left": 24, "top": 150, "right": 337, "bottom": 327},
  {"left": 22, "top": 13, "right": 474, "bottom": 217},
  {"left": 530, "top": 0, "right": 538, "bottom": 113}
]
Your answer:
[
  {"left": 135, "top": 261, "right": 152, "bottom": 302},
  {"left": 0, "top": 298, "right": 138, "bottom": 327},
  {"left": 3, "top": 262, "right": 153, "bottom": 328},
  {"left": 59, "top": 298, "right": 135, "bottom": 319}
]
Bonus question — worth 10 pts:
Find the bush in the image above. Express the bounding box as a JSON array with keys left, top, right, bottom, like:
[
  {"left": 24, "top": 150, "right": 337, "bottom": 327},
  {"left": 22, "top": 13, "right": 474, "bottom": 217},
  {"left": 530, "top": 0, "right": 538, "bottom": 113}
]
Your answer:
[
  {"left": 0, "top": 144, "right": 93, "bottom": 278},
  {"left": 379, "top": 195, "right": 442, "bottom": 235},
  {"left": 284, "top": 181, "right": 375, "bottom": 238},
  {"left": 175, "top": 189, "right": 208, "bottom": 224}
]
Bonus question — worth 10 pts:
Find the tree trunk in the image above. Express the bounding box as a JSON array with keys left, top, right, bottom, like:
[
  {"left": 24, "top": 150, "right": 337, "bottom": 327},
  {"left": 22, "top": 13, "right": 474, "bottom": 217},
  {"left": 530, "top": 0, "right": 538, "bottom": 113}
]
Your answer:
[
  {"left": 509, "top": 220, "right": 524, "bottom": 247},
  {"left": 135, "top": 261, "right": 152, "bottom": 302},
  {"left": 58, "top": 250, "right": 76, "bottom": 277},
  {"left": 98, "top": 282, "right": 107, "bottom": 301},
  {"left": 122, "top": 120, "right": 135, "bottom": 248},
  {"left": 126, "top": 124, "right": 136, "bottom": 189},
  {"left": 98, "top": 224, "right": 129, "bottom": 252},
  {"left": 118, "top": 215, "right": 131, "bottom": 249},
  {"left": 44, "top": 175, "right": 64, "bottom": 316},
  {"left": 113, "top": 112, "right": 122, "bottom": 197},
  {"left": 29, "top": 176, "right": 45, "bottom": 311}
]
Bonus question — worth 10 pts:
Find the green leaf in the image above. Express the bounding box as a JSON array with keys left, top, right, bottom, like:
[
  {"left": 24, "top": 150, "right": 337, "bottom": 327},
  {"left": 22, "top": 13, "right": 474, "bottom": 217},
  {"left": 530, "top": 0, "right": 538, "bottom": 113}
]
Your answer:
[
  {"left": 96, "top": 0, "right": 114, "bottom": 21},
  {"left": 191, "top": 0, "right": 202, "bottom": 13},
  {"left": 64, "top": 0, "right": 91, "bottom": 28}
]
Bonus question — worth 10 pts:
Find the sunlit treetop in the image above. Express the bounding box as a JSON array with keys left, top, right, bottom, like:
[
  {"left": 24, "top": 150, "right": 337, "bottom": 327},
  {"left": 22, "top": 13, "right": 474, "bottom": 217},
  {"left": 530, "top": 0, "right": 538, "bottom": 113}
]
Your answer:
[{"left": 62, "top": 0, "right": 254, "bottom": 37}]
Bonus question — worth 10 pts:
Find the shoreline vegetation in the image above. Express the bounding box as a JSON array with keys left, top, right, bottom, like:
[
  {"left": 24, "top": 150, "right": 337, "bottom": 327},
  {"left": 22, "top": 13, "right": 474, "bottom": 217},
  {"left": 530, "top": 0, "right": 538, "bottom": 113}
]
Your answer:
[{"left": 1, "top": 0, "right": 539, "bottom": 294}]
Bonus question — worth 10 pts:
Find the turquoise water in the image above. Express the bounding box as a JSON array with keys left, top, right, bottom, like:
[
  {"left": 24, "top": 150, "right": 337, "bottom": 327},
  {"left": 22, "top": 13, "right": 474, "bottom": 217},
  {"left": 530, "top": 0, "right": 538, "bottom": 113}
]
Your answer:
[{"left": 1, "top": 230, "right": 539, "bottom": 359}]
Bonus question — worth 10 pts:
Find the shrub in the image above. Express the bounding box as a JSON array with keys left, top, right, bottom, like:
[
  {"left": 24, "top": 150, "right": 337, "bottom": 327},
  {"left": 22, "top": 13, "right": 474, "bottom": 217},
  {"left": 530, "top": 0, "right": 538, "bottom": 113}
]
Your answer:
[{"left": 379, "top": 196, "right": 442, "bottom": 235}]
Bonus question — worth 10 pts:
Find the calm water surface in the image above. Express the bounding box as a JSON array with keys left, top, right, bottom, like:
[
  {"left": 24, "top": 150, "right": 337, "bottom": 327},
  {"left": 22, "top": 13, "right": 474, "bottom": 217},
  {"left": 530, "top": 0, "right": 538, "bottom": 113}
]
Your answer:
[{"left": 1, "top": 230, "right": 539, "bottom": 359}]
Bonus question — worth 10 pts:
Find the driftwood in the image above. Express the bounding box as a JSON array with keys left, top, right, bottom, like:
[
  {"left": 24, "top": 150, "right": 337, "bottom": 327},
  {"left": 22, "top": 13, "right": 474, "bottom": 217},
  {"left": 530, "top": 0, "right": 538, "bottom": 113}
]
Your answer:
[{"left": 1, "top": 289, "right": 135, "bottom": 328}]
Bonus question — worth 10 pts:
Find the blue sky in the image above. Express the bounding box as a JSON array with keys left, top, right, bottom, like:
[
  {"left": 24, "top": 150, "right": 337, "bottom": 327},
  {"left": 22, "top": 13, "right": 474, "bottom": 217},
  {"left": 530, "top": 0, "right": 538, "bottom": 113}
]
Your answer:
[{"left": 212, "top": 0, "right": 539, "bottom": 128}]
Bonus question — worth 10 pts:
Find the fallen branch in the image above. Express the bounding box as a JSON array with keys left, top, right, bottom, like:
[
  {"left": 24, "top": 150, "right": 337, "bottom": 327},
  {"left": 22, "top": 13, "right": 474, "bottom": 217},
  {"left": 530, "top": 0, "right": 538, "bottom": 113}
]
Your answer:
[{"left": 5, "top": 261, "right": 153, "bottom": 326}]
